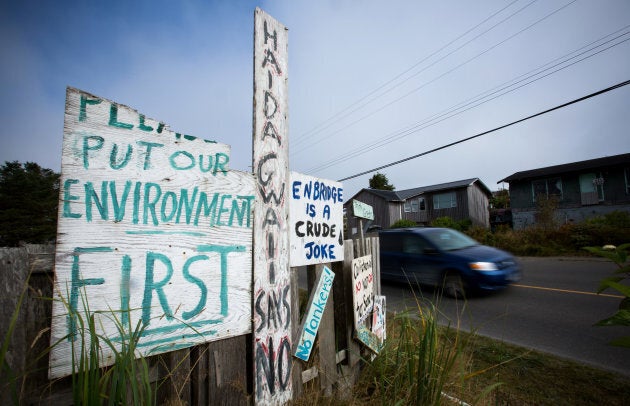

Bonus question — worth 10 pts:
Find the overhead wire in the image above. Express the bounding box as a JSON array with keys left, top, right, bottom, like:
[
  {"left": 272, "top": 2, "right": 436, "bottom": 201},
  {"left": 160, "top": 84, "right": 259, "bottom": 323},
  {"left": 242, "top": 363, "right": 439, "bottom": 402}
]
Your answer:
[
  {"left": 305, "top": 26, "right": 630, "bottom": 173},
  {"left": 292, "top": 0, "right": 577, "bottom": 156},
  {"left": 337, "top": 79, "right": 630, "bottom": 182},
  {"left": 291, "top": 0, "right": 529, "bottom": 148}
]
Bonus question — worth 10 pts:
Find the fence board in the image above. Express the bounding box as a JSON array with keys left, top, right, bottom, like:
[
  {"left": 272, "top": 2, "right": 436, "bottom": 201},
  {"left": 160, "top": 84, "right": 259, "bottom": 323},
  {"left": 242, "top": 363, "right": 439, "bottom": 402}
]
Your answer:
[
  {"left": 315, "top": 264, "right": 336, "bottom": 396},
  {"left": 1, "top": 238, "right": 379, "bottom": 404}
]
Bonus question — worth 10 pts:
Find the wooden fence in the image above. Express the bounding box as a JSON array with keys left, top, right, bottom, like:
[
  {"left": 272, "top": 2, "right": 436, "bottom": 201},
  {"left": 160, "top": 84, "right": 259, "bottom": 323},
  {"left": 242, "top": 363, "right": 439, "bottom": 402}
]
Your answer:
[{"left": 1, "top": 237, "right": 380, "bottom": 405}]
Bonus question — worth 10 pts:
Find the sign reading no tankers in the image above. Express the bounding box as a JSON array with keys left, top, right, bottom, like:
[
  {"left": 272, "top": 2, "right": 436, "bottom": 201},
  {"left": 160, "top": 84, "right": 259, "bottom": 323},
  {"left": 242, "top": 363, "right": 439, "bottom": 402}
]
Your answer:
[{"left": 50, "top": 87, "right": 254, "bottom": 378}]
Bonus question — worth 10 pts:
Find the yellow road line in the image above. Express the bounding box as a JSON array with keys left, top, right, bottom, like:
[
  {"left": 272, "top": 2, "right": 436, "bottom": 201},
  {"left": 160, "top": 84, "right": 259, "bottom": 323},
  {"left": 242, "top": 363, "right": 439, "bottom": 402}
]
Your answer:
[{"left": 513, "top": 284, "right": 624, "bottom": 299}]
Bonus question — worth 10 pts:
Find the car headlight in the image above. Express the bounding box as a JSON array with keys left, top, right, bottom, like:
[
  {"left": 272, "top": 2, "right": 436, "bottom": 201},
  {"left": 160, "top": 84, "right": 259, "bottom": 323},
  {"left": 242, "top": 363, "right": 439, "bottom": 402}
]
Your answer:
[{"left": 469, "top": 262, "right": 498, "bottom": 271}]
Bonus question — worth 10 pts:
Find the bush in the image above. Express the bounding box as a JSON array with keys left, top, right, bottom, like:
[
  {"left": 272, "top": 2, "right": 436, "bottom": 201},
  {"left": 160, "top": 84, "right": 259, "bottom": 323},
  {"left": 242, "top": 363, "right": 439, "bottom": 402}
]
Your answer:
[
  {"left": 390, "top": 219, "right": 418, "bottom": 228},
  {"left": 431, "top": 216, "right": 472, "bottom": 232}
]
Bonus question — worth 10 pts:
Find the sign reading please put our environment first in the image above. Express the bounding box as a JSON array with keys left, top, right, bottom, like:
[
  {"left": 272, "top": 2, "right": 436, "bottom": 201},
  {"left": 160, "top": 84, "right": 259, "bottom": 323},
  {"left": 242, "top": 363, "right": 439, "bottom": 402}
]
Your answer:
[
  {"left": 289, "top": 172, "right": 344, "bottom": 266},
  {"left": 49, "top": 87, "right": 255, "bottom": 379}
]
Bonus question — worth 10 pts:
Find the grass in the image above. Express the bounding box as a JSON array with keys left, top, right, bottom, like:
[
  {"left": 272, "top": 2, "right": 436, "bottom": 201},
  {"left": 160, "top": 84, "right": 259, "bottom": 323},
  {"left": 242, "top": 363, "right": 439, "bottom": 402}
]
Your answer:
[
  {"left": 294, "top": 315, "right": 630, "bottom": 406},
  {"left": 62, "top": 290, "right": 155, "bottom": 405},
  {"left": 449, "top": 331, "right": 630, "bottom": 406}
]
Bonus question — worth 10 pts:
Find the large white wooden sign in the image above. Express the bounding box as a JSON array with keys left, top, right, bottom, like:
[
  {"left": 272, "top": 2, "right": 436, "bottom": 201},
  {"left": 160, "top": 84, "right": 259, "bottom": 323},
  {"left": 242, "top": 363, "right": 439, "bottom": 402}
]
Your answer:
[
  {"left": 289, "top": 172, "right": 344, "bottom": 266},
  {"left": 252, "top": 8, "right": 293, "bottom": 404},
  {"left": 50, "top": 87, "right": 255, "bottom": 378}
]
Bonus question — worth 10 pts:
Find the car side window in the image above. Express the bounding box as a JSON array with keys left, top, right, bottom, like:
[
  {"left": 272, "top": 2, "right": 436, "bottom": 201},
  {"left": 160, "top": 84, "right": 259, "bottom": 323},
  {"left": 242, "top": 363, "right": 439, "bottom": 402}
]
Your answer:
[
  {"left": 380, "top": 233, "right": 402, "bottom": 251},
  {"left": 402, "top": 235, "right": 424, "bottom": 254}
]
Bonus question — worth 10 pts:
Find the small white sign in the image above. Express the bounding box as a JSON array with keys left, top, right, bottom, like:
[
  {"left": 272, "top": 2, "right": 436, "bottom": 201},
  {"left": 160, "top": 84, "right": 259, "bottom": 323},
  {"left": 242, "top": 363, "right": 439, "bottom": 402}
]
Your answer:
[
  {"left": 352, "top": 200, "right": 374, "bottom": 220},
  {"left": 372, "top": 295, "right": 386, "bottom": 351},
  {"left": 294, "top": 266, "right": 335, "bottom": 361},
  {"left": 352, "top": 255, "right": 374, "bottom": 328},
  {"left": 289, "top": 172, "right": 344, "bottom": 266}
]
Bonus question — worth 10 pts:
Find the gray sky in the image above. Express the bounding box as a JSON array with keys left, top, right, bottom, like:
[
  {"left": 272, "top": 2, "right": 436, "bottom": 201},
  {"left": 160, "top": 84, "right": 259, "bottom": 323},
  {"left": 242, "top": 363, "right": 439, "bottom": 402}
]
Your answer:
[{"left": 1, "top": 0, "right": 629, "bottom": 199}]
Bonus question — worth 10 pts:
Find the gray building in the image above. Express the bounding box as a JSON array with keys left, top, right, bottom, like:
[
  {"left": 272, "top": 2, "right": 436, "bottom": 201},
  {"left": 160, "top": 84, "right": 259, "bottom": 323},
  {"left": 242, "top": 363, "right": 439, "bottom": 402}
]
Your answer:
[
  {"left": 498, "top": 153, "right": 630, "bottom": 229},
  {"left": 345, "top": 178, "right": 492, "bottom": 236}
]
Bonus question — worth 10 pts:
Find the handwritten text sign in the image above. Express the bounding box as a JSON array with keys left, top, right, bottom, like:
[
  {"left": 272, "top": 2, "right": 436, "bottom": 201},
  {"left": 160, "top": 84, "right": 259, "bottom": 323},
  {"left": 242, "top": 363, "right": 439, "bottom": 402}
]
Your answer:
[
  {"left": 294, "top": 266, "right": 335, "bottom": 361},
  {"left": 289, "top": 172, "right": 344, "bottom": 266},
  {"left": 351, "top": 255, "right": 374, "bottom": 329},
  {"left": 49, "top": 87, "right": 255, "bottom": 379},
  {"left": 352, "top": 200, "right": 374, "bottom": 220},
  {"left": 371, "top": 295, "right": 386, "bottom": 352},
  {"left": 252, "top": 8, "right": 292, "bottom": 404}
]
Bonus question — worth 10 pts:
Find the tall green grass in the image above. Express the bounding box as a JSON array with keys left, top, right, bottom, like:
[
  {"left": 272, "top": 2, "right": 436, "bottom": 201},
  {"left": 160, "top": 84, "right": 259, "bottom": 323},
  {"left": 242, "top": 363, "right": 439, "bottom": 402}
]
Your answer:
[
  {"left": 49, "top": 292, "right": 158, "bottom": 405},
  {"left": 55, "top": 290, "right": 156, "bottom": 405},
  {"left": 355, "top": 303, "right": 473, "bottom": 405}
]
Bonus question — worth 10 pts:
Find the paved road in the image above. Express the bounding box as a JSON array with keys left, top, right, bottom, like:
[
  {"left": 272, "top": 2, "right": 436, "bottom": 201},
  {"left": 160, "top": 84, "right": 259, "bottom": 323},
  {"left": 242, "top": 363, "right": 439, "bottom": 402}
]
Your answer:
[{"left": 381, "top": 257, "right": 630, "bottom": 377}]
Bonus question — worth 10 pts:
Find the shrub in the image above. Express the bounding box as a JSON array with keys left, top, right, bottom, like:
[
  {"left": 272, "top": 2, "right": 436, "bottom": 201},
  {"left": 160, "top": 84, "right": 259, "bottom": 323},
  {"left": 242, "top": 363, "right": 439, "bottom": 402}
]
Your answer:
[
  {"left": 390, "top": 219, "right": 418, "bottom": 228},
  {"left": 431, "top": 216, "right": 472, "bottom": 232}
]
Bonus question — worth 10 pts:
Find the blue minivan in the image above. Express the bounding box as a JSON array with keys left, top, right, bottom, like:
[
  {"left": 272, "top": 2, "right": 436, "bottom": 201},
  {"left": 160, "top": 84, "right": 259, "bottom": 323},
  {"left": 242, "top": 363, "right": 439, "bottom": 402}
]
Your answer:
[{"left": 379, "top": 227, "right": 521, "bottom": 298}]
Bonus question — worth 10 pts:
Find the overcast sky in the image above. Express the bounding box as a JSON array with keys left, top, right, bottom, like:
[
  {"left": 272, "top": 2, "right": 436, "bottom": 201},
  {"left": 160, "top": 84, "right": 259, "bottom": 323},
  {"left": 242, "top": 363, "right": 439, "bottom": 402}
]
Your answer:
[{"left": 2, "top": 0, "right": 629, "bottom": 199}]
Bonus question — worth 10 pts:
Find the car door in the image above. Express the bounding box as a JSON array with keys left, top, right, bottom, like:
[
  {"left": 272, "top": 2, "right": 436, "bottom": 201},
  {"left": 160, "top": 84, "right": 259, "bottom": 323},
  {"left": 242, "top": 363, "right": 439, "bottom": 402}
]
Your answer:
[
  {"left": 399, "top": 234, "right": 443, "bottom": 286},
  {"left": 379, "top": 232, "right": 407, "bottom": 283}
]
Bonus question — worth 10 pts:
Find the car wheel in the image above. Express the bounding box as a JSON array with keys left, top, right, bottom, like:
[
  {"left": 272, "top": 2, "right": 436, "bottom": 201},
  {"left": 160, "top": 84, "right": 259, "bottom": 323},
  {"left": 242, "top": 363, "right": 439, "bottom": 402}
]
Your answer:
[{"left": 443, "top": 272, "right": 466, "bottom": 299}]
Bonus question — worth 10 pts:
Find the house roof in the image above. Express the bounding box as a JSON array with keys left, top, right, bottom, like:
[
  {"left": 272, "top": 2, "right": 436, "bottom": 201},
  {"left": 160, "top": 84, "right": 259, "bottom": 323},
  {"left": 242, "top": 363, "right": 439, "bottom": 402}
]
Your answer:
[
  {"left": 349, "top": 177, "right": 491, "bottom": 202},
  {"left": 498, "top": 153, "right": 630, "bottom": 183}
]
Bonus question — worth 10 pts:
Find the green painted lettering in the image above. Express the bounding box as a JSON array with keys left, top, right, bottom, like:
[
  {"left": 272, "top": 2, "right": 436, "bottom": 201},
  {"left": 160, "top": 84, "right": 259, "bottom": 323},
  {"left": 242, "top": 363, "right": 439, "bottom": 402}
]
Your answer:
[
  {"left": 143, "top": 182, "right": 162, "bottom": 225},
  {"left": 63, "top": 179, "right": 81, "bottom": 218},
  {"left": 79, "top": 94, "right": 102, "bottom": 121},
  {"left": 82, "top": 135, "right": 104, "bottom": 169},
  {"left": 109, "top": 104, "right": 133, "bottom": 129},
  {"left": 84, "top": 181, "right": 109, "bottom": 221}
]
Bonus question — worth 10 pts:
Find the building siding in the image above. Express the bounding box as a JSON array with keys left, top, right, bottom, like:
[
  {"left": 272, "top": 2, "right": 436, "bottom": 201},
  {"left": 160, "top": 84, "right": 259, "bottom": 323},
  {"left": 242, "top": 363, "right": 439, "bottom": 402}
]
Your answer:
[{"left": 507, "top": 165, "right": 630, "bottom": 229}]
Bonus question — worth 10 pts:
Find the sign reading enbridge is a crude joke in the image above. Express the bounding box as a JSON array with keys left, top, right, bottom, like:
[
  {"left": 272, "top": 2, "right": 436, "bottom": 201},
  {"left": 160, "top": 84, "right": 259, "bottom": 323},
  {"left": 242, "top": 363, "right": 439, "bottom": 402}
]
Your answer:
[{"left": 49, "top": 87, "right": 255, "bottom": 379}]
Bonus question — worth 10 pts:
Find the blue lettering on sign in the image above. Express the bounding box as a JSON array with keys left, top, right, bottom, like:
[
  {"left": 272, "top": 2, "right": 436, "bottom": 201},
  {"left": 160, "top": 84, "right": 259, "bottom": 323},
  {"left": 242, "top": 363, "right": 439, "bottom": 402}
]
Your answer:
[
  {"left": 304, "top": 242, "right": 336, "bottom": 260},
  {"left": 293, "top": 180, "right": 343, "bottom": 204},
  {"left": 294, "top": 266, "right": 335, "bottom": 361}
]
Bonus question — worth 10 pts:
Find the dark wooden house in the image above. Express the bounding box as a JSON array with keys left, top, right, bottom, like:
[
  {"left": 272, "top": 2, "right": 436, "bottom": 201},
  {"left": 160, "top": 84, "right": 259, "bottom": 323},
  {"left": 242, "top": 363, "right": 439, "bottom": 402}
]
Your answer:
[
  {"left": 345, "top": 178, "right": 492, "bottom": 236},
  {"left": 498, "top": 153, "right": 630, "bottom": 229}
]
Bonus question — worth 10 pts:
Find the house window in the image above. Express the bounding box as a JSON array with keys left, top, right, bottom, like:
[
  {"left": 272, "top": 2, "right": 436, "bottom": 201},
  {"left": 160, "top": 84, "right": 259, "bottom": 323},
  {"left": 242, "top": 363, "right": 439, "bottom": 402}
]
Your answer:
[
  {"left": 579, "top": 173, "right": 604, "bottom": 205},
  {"left": 433, "top": 192, "right": 456, "bottom": 209},
  {"left": 419, "top": 197, "right": 426, "bottom": 211},
  {"left": 410, "top": 199, "right": 419, "bottom": 212},
  {"left": 403, "top": 201, "right": 411, "bottom": 213},
  {"left": 625, "top": 168, "right": 630, "bottom": 194},
  {"left": 531, "top": 177, "right": 562, "bottom": 202}
]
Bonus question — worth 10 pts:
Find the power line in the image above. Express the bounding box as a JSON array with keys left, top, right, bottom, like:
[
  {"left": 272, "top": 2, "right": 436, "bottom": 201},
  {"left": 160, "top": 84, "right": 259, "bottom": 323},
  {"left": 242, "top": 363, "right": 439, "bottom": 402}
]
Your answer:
[
  {"left": 306, "top": 28, "right": 630, "bottom": 173},
  {"left": 337, "top": 79, "right": 630, "bottom": 182},
  {"left": 293, "top": 0, "right": 577, "bottom": 156},
  {"left": 291, "top": 0, "right": 530, "bottom": 148}
]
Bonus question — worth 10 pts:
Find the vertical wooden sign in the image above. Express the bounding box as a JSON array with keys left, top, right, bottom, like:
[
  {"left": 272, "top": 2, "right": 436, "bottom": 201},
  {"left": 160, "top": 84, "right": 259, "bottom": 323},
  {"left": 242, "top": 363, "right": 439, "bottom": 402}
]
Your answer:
[{"left": 252, "top": 8, "right": 292, "bottom": 404}]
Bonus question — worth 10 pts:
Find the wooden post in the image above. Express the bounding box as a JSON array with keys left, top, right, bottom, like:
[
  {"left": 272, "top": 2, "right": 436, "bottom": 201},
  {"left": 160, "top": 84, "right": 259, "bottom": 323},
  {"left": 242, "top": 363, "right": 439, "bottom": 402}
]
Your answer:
[{"left": 252, "top": 7, "right": 292, "bottom": 404}]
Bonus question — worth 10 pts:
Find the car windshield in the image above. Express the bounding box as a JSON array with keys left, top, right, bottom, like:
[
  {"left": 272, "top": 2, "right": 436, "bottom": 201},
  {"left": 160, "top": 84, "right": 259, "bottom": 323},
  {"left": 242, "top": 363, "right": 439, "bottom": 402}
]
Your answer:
[{"left": 422, "top": 228, "right": 478, "bottom": 251}]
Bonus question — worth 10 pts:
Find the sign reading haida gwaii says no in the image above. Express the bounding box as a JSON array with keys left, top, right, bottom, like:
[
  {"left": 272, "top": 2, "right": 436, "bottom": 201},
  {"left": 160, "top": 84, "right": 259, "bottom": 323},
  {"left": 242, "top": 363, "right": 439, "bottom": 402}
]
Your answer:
[{"left": 49, "top": 87, "right": 255, "bottom": 379}]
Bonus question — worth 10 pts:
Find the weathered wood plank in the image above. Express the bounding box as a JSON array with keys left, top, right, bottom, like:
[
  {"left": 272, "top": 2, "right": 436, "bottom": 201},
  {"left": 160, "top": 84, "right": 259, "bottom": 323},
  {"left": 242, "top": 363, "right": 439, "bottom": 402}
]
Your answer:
[
  {"left": 207, "top": 335, "right": 249, "bottom": 405},
  {"left": 315, "top": 264, "right": 336, "bottom": 396},
  {"left": 252, "top": 7, "right": 292, "bottom": 404}
]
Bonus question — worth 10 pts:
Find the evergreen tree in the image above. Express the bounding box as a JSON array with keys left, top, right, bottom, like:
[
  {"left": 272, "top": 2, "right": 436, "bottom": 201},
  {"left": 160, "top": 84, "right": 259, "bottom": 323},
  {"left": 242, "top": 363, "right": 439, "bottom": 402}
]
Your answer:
[
  {"left": 0, "top": 161, "right": 60, "bottom": 246},
  {"left": 369, "top": 172, "right": 395, "bottom": 191}
]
